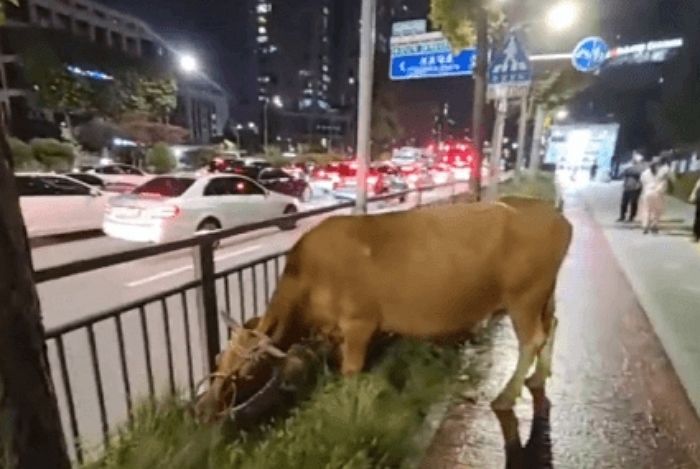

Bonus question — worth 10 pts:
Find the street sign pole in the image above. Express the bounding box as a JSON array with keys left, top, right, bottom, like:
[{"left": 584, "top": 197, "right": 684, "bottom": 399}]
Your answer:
[
  {"left": 515, "top": 92, "right": 529, "bottom": 181},
  {"left": 354, "top": 0, "right": 376, "bottom": 214}
]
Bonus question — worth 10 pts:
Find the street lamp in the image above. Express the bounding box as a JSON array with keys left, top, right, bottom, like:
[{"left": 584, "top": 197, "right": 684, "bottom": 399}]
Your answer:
[
  {"left": 178, "top": 53, "right": 198, "bottom": 74},
  {"left": 546, "top": 1, "right": 579, "bottom": 32},
  {"left": 263, "top": 95, "right": 283, "bottom": 153},
  {"left": 556, "top": 108, "right": 570, "bottom": 121},
  {"left": 234, "top": 124, "right": 243, "bottom": 148}
]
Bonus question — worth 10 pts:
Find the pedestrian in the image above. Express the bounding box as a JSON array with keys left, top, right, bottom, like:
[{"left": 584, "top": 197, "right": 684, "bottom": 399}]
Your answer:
[
  {"left": 590, "top": 162, "right": 598, "bottom": 182},
  {"left": 640, "top": 157, "right": 672, "bottom": 234},
  {"left": 617, "top": 153, "right": 644, "bottom": 222},
  {"left": 689, "top": 177, "right": 700, "bottom": 243}
]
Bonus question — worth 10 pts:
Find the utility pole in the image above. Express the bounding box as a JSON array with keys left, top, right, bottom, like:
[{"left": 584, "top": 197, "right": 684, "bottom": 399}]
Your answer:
[
  {"left": 515, "top": 93, "right": 529, "bottom": 180},
  {"left": 529, "top": 104, "right": 546, "bottom": 173},
  {"left": 471, "top": 6, "right": 488, "bottom": 201},
  {"left": 487, "top": 98, "right": 507, "bottom": 201},
  {"left": 354, "top": 0, "right": 376, "bottom": 214}
]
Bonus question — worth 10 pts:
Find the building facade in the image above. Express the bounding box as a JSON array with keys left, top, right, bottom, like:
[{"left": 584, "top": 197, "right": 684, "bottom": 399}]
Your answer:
[{"left": 1, "top": 0, "right": 228, "bottom": 144}]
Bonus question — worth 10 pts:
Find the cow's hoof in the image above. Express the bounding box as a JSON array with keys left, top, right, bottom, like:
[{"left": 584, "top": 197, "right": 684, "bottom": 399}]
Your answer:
[
  {"left": 491, "top": 394, "right": 516, "bottom": 411},
  {"left": 524, "top": 375, "right": 546, "bottom": 392}
]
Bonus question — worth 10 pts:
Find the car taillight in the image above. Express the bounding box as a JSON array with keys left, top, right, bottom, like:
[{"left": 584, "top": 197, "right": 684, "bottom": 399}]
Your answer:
[{"left": 147, "top": 205, "right": 180, "bottom": 219}]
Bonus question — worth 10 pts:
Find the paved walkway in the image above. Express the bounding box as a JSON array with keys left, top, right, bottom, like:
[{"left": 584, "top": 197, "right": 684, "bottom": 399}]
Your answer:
[
  {"left": 421, "top": 189, "right": 700, "bottom": 468},
  {"left": 582, "top": 182, "right": 700, "bottom": 416}
]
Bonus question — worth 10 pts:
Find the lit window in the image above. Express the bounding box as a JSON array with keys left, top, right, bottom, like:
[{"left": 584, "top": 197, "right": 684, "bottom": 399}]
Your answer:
[
  {"left": 323, "top": 6, "right": 329, "bottom": 15},
  {"left": 257, "top": 15, "right": 267, "bottom": 24},
  {"left": 322, "top": 73, "right": 331, "bottom": 83},
  {"left": 256, "top": 3, "right": 271, "bottom": 14},
  {"left": 257, "top": 35, "right": 268, "bottom": 43},
  {"left": 322, "top": 64, "right": 329, "bottom": 72},
  {"left": 268, "top": 44, "right": 278, "bottom": 53},
  {"left": 258, "top": 26, "right": 267, "bottom": 34},
  {"left": 348, "top": 76, "right": 356, "bottom": 85}
]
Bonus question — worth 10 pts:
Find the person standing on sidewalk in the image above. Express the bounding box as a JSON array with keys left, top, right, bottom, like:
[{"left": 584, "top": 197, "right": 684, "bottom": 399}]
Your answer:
[
  {"left": 640, "top": 157, "right": 672, "bottom": 234},
  {"left": 617, "top": 153, "right": 644, "bottom": 222},
  {"left": 689, "top": 177, "right": 700, "bottom": 243}
]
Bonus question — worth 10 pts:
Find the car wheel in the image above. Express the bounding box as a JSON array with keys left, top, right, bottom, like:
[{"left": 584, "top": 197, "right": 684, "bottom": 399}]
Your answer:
[
  {"left": 197, "top": 218, "right": 222, "bottom": 249},
  {"left": 279, "top": 205, "right": 298, "bottom": 231},
  {"left": 300, "top": 185, "right": 312, "bottom": 203}
]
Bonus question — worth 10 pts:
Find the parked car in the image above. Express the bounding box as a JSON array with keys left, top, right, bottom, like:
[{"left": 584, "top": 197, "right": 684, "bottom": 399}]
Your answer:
[
  {"left": 87, "top": 164, "right": 153, "bottom": 187},
  {"left": 65, "top": 172, "right": 135, "bottom": 193},
  {"left": 16, "top": 173, "right": 110, "bottom": 237},
  {"left": 103, "top": 174, "right": 300, "bottom": 243},
  {"left": 327, "top": 162, "right": 389, "bottom": 200}
]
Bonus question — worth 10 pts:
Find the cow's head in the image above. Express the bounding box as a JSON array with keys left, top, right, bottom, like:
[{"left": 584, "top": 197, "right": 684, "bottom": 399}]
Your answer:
[{"left": 193, "top": 313, "right": 286, "bottom": 423}]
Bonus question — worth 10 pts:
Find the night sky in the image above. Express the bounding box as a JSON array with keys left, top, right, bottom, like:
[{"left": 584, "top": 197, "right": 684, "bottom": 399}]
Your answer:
[{"left": 96, "top": 0, "right": 693, "bottom": 152}]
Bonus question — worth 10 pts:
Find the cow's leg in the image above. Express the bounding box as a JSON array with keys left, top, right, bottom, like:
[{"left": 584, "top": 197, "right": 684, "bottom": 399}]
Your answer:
[
  {"left": 339, "top": 318, "right": 376, "bottom": 375},
  {"left": 492, "top": 300, "right": 547, "bottom": 411},
  {"left": 525, "top": 316, "right": 558, "bottom": 391}
]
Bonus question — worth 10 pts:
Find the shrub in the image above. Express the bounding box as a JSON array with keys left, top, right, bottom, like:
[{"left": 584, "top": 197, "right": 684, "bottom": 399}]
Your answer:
[
  {"left": 29, "top": 138, "right": 75, "bottom": 171},
  {"left": 671, "top": 171, "right": 700, "bottom": 202},
  {"left": 147, "top": 142, "right": 176, "bottom": 174},
  {"left": 8, "top": 137, "right": 38, "bottom": 171}
]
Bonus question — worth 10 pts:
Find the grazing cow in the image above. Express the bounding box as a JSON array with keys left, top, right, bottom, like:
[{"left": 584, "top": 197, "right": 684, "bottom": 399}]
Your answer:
[{"left": 200, "top": 197, "right": 572, "bottom": 414}]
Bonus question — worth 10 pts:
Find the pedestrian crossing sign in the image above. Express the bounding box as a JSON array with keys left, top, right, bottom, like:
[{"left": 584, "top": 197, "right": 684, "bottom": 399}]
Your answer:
[{"left": 488, "top": 34, "right": 532, "bottom": 99}]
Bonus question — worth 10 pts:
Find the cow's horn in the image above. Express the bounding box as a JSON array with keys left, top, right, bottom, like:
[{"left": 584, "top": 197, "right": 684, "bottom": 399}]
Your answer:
[
  {"left": 220, "top": 311, "right": 241, "bottom": 330},
  {"left": 265, "top": 344, "right": 287, "bottom": 359}
]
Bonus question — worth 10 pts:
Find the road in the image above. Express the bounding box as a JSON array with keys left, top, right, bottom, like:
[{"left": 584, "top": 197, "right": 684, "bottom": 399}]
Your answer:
[
  {"left": 421, "top": 189, "right": 700, "bottom": 468},
  {"left": 37, "top": 184, "right": 468, "bottom": 461}
]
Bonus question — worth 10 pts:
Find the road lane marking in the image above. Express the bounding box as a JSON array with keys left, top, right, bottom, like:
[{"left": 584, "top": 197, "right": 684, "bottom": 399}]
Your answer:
[
  {"left": 215, "top": 245, "right": 262, "bottom": 262},
  {"left": 126, "top": 245, "right": 263, "bottom": 288}
]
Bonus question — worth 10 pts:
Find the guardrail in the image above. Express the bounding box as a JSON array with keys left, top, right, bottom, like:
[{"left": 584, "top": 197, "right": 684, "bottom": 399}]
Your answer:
[{"left": 37, "top": 182, "right": 468, "bottom": 462}]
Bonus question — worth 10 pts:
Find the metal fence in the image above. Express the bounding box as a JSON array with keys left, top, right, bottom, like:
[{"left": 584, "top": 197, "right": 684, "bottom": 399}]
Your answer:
[{"left": 36, "top": 183, "right": 468, "bottom": 463}]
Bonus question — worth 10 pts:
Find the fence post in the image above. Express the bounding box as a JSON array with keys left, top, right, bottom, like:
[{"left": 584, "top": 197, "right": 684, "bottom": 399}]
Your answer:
[
  {"left": 416, "top": 187, "right": 423, "bottom": 207},
  {"left": 193, "top": 239, "right": 220, "bottom": 375}
]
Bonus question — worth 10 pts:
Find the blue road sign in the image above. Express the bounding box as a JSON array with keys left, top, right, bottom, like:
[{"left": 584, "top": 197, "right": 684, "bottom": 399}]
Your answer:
[
  {"left": 390, "top": 49, "right": 476, "bottom": 81},
  {"left": 572, "top": 37, "right": 609, "bottom": 72},
  {"left": 489, "top": 34, "right": 532, "bottom": 86}
]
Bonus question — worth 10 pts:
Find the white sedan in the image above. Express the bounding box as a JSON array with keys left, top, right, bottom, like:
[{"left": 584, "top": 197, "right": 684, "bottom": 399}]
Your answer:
[
  {"left": 16, "top": 173, "right": 110, "bottom": 237},
  {"left": 103, "top": 174, "right": 300, "bottom": 243}
]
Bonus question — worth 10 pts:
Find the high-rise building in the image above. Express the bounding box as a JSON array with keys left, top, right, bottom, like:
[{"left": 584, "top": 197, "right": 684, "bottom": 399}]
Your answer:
[{"left": 240, "top": 0, "right": 360, "bottom": 152}]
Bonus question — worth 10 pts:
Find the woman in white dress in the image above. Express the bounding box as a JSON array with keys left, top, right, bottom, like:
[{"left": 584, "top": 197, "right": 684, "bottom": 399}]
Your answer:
[{"left": 640, "top": 157, "right": 672, "bottom": 234}]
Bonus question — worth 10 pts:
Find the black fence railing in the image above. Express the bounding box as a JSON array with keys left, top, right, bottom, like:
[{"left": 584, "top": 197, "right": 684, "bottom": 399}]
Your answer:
[{"left": 37, "top": 182, "right": 469, "bottom": 462}]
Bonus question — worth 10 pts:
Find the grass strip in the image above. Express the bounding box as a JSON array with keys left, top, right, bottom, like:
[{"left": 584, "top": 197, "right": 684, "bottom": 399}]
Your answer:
[{"left": 84, "top": 339, "right": 482, "bottom": 469}]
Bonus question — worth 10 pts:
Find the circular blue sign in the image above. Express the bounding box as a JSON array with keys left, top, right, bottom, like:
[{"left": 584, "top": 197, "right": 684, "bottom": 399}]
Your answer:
[{"left": 572, "top": 37, "right": 609, "bottom": 73}]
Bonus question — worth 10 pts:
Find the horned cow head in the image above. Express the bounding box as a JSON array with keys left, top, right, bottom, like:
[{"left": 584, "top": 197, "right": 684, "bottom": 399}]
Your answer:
[{"left": 193, "top": 312, "right": 286, "bottom": 423}]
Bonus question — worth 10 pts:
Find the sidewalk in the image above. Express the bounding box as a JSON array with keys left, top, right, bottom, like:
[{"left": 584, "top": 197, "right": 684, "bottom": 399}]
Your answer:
[
  {"left": 580, "top": 182, "right": 700, "bottom": 416},
  {"left": 421, "top": 192, "right": 700, "bottom": 468}
]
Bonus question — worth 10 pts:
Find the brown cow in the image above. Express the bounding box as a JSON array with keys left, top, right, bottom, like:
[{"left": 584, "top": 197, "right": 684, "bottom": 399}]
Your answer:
[{"left": 198, "top": 197, "right": 572, "bottom": 416}]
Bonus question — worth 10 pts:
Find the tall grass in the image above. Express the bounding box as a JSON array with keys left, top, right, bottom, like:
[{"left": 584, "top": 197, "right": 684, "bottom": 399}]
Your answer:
[
  {"left": 499, "top": 172, "right": 557, "bottom": 201},
  {"left": 85, "top": 340, "right": 479, "bottom": 469}
]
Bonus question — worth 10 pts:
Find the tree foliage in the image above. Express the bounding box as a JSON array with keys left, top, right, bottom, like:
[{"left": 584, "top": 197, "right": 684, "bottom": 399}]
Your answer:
[
  {"left": 120, "top": 112, "right": 188, "bottom": 146},
  {"left": 533, "top": 69, "right": 593, "bottom": 110},
  {"left": 371, "top": 84, "right": 403, "bottom": 159},
  {"left": 116, "top": 74, "right": 178, "bottom": 122},
  {"left": 146, "top": 142, "right": 176, "bottom": 174},
  {"left": 430, "top": 0, "right": 504, "bottom": 50}
]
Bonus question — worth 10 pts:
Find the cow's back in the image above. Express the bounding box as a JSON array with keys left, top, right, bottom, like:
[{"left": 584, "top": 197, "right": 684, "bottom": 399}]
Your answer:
[{"left": 290, "top": 203, "right": 529, "bottom": 337}]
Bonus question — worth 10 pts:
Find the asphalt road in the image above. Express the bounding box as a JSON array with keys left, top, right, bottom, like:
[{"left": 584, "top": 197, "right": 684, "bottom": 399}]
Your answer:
[{"left": 37, "top": 184, "right": 468, "bottom": 460}]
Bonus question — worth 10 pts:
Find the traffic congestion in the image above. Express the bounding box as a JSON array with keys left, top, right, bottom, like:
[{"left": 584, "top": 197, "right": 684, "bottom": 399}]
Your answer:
[{"left": 17, "top": 141, "right": 480, "bottom": 243}]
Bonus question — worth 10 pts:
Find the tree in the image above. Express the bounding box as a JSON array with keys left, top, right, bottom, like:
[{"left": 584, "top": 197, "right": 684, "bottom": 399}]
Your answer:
[
  {"left": 371, "top": 83, "right": 403, "bottom": 159},
  {"left": 0, "top": 0, "right": 71, "bottom": 465},
  {"left": 431, "top": 0, "right": 503, "bottom": 200},
  {"left": 119, "top": 112, "right": 188, "bottom": 146},
  {"left": 115, "top": 74, "right": 178, "bottom": 123},
  {"left": 146, "top": 142, "right": 176, "bottom": 174}
]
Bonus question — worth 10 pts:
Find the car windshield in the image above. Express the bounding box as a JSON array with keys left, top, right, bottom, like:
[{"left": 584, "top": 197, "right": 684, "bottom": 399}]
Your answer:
[{"left": 133, "top": 177, "right": 195, "bottom": 197}]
